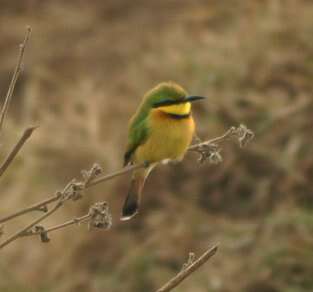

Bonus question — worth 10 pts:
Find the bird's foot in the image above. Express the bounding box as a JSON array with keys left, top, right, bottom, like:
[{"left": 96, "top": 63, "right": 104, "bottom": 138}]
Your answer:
[{"left": 143, "top": 160, "right": 151, "bottom": 168}]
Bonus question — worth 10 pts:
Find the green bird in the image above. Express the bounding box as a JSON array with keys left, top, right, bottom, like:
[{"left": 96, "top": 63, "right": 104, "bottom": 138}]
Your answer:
[{"left": 121, "top": 81, "right": 205, "bottom": 220}]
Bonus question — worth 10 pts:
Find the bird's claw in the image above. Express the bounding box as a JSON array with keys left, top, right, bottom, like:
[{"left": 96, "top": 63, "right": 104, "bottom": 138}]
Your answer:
[{"left": 143, "top": 161, "right": 150, "bottom": 168}]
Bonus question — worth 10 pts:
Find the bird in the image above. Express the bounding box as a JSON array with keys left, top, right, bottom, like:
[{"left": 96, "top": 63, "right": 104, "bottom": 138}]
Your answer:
[{"left": 121, "top": 81, "right": 205, "bottom": 220}]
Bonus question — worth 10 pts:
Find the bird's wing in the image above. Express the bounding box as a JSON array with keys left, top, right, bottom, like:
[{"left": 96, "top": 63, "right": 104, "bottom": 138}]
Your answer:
[{"left": 123, "top": 118, "right": 149, "bottom": 166}]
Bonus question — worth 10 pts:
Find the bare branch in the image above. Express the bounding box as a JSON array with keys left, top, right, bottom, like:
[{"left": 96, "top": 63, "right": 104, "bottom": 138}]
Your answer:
[
  {"left": 0, "top": 125, "right": 254, "bottom": 249},
  {"left": 0, "top": 194, "right": 56, "bottom": 224},
  {"left": 0, "top": 178, "right": 88, "bottom": 248},
  {"left": 26, "top": 214, "right": 91, "bottom": 238},
  {"left": 87, "top": 162, "right": 146, "bottom": 187},
  {"left": 0, "top": 166, "right": 111, "bottom": 249},
  {"left": 189, "top": 124, "right": 254, "bottom": 164},
  {"left": 21, "top": 202, "right": 112, "bottom": 243},
  {"left": 0, "top": 126, "right": 37, "bottom": 178},
  {"left": 0, "top": 26, "right": 31, "bottom": 133},
  {"left": 0, "top": 163, "right": 145, "bottom": 224},
  {"left": 156, "top": 244, "right": 218, "bottom": 292},
  {"left": 0, "top": 125, "right": 254, "bottom": 225},
  {"left": 189, "top": 124, "right": 254, "bottom": 150},
  {"left": 0, "top": 201, "right": 62, "bottom": 249}
]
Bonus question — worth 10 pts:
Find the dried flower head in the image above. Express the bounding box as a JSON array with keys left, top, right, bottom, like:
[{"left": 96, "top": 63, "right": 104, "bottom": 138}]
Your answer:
[{"left": 88, "top": 201, "right": 112, "bottom": 230}]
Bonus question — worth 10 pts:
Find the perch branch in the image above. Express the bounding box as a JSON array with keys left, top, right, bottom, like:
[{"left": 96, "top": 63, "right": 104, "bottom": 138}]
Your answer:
[
  {"left": 86, "top": 162, "right": 146, "bottom": 187},
  {"left": 0, "top": 124, "right": 254, "bottom": 225},
  {"left": 0, "top": 26, "right": 31, "bottom": 133},
  {"left": 0, "top": 125, "right": 253, "bottom": 249},
  {"left": 156, "top": 244, "right": 218, "bottom": 292},
  {"left": 0, "top": 126, "right": 37, "bottom": 178}
]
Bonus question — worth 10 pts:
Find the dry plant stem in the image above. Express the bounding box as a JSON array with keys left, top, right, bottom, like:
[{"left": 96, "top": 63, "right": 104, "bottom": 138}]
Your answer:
[
  {"left": 156, "top": 245, "right": 218, "bottom": 292},
  {"left": 0, "top": 126, "right": 249, "bottom": 224},
  {"left": 0, "top": 27, "right": 31, "bottom": 133},
  {"left": 87, "top": 162, "right": 145, "bottom": 187},
  {"left": 0, "top": 202, "right": 62, "bottom": 249},
  {"left": 188, "top": 127, "right": 236, "bottom": 151},
  {"left": 0, "top": 163, "right": 145, "bottom": 224},
  {"left": 22, "top": 214, "right": 91, "bottom": 237},
  {"left": 0, "top": 194, "right": 57, "bottom": 224},
  {"left": 0, "top": 126, "right": 37, "bottom": 178},
  {"left": 0, "top": 200, "right": 111, "bottom": 248},
  {"left": 0, "top": 125, "right": 253, "bottom": 249}
]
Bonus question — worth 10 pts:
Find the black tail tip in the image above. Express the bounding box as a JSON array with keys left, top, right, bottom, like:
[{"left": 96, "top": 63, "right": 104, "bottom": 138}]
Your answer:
[
  {"left": 120, "top": 211, "right": 138, "bottom": 221},
  {"left": 121, "top": 202, "right": 139, "bottom": 221},
  {"left": 121, "top": 209, "right": 138, "bottom": 221}
]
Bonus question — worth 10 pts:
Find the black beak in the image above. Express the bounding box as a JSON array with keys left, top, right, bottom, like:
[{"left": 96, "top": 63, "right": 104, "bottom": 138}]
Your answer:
[{"left": 185, "top": 96, "right": 206, "bottom": 102}]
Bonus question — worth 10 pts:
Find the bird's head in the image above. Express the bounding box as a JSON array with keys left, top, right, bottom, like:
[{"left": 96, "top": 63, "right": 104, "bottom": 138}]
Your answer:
[{"left": 145, "top": 82, "right": 205, "bottom": 116}]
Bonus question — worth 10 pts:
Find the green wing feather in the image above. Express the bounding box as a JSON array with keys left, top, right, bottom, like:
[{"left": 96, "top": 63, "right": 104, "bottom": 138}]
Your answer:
[{"left": 124, "top": 115, "right": 149, "bottom": 166}]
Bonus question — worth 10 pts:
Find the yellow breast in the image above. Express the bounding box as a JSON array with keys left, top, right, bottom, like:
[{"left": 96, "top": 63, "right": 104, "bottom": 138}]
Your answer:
[{"left": 134, "top": 109, "right": 195, "bottom": 163}]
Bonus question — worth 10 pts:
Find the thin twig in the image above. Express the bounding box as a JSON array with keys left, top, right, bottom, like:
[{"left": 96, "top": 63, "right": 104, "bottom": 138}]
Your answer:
[
  {"left": 0, "top": 126, "right": 253, "bottom": 249},
  {"left": 0, "top": 194, "right": 56, "bottom": 224},
  {"left": 0, "top": 26, "right": 31, "bottom": 133},
  {"left": 189, "top": 124, "right": 254, "bottom": 164},
  {"left": 87, "top": 162, "right": 145, "bottom": 187},
  {"left": 37, "top": 214, "right": 90, "bottom": 234},
  {"left": 188, "top": 127, "right": 237, "bottom": 151},
  {"left": 0, "top": 167, "right": 113, "bottom": 249},
  {"left": 0, "top": 126, "right": 37, "bottom": 178},
  {"left": 0, "top": 163, "right": 145, "bottom": 224},
  {"left": 21, "top": 201, "right": 112, "bottom": 242},
  {"left": 22, "top": 214, "right": 91, "bottom": 238},
  {"left": 0, "top": 125, "right": 254, "bottom": 225},
  {"left": 189, "top": 124, "right": 254, "bottom": 151},
  {"left": 0, "top": 179, "right": 79, "bottom": 249},
  {"left": 0, "top": 201, "right": 62, "bottom": 249},
  {"left": 156, "top": 244, "right": 218, "bottom": 292},
  {"left": 1, "top": 201, "right": 111, "bottom": 247}
]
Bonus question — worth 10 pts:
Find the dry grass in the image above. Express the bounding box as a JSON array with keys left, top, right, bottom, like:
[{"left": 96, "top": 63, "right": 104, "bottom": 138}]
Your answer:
[{"left": 0, "top": 0, "right": 313, "bottom": 291}]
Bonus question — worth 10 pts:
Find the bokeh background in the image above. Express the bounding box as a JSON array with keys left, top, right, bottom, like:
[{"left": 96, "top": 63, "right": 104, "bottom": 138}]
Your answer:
[{"left": 1, "top": 1, "right": 313, "bottom": 291}]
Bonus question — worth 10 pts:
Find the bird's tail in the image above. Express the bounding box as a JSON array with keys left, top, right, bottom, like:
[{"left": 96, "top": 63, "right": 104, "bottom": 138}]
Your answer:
[{"left": 121, "top": 166, "right": 153, "bottom": 221}]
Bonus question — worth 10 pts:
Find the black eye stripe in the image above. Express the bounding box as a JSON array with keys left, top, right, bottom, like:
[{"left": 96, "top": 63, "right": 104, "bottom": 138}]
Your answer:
[{"left": 152, "top": 99, "right": 186, "bottom": 108}]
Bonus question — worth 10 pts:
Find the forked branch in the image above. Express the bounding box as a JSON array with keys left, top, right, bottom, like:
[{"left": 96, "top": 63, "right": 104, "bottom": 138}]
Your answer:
[
  {"left": 0, "top": 124, "right": 253, "bottom": 250},
  {"left": 0, "top": 124, "right": 253, "bottom": 226}
]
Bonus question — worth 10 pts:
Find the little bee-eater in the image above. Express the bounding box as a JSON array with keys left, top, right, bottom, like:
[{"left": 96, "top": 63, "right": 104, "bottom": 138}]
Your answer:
[{"left": 121, "top": 81, "right": 205, "bottom": 220}]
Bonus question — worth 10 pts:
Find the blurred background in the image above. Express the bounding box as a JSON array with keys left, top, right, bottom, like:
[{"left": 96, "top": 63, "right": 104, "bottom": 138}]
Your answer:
[{"left": 0, "top": 1, "right": 313, "bottom": 291}]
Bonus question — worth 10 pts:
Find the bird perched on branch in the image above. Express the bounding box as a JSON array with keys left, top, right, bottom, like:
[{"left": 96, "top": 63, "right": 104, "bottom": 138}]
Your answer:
[{"left": 121, "top": 82, "right": 205, "bottom": 220}]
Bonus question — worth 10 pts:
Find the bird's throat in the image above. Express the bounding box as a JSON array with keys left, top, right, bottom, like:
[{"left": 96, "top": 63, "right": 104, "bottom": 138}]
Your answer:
[{"left": 159, "top": 102, "right": 191, "bottom": 116}]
